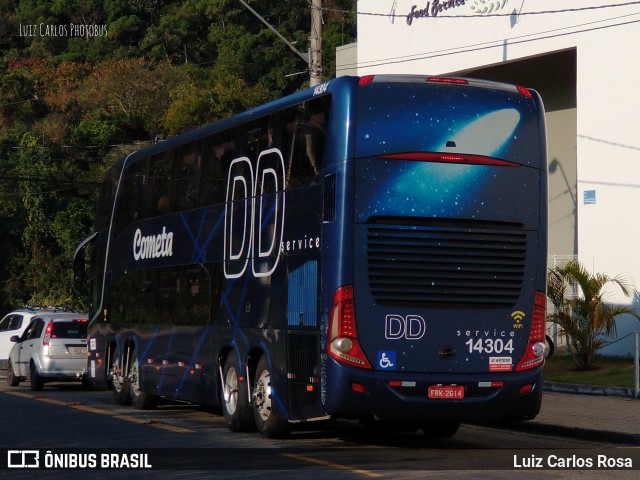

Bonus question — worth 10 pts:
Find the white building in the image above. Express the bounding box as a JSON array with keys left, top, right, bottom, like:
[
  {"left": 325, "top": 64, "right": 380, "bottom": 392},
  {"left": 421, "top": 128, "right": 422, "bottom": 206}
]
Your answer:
[{"left": 348, "top": 0, "right": 640, "bottom": 356}]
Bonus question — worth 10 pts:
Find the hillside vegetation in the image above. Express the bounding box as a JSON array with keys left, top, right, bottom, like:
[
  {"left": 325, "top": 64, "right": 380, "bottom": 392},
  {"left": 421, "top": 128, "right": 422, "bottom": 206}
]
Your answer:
[{"left": 0, "top": 0, "right": 355, "bottom": 311}]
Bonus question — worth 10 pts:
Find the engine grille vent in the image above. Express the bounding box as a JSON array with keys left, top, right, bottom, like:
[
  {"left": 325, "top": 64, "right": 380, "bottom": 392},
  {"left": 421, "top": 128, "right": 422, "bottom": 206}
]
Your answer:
[{"left": 366, "top": 220, "right": 527, "bottom": 308}]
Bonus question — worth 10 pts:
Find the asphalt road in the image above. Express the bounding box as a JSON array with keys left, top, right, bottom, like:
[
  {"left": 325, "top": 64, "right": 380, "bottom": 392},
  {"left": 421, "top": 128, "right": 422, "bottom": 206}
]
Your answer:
[{"left": 0, "top": 378, "right": 638, "bottom": 480}]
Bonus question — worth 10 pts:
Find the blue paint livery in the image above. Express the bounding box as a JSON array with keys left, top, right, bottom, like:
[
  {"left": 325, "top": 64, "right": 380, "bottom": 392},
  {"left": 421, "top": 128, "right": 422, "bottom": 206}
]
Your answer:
[{"left": 78, "top": 75, "right": 548, "bottom": 429}]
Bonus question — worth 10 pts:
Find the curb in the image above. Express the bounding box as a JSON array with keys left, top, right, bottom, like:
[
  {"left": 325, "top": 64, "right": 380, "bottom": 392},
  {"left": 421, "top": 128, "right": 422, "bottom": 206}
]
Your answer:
[
  {"left": 490, "top": 382, "right": 640, "bottom": 445},
  {"left": 494, "top": 419, "right": 640, "bottom": 445},
  {"left": 543, "top": 381, "right": 639, "bottom": 399}
]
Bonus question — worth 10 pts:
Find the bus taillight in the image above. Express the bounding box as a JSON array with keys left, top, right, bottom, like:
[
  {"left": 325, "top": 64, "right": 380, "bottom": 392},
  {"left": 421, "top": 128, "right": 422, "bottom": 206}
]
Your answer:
[
  {"left": 380, "top": 152, "right": 519, "bottom": 167},
  {"left": 516, "top": 85, "right": 533, "bottom": 99},
  {"left": 359, "top": 75, "right": 375, "bottom": 86},
  {"left": 515, "top": 291, "right": 547, "bottom": 371},
  {"left": 328, "top": 285, "right": 372, "bottom": 369},
  {"left": 427, "top": 76, "right": 469, "bottom": 85}
]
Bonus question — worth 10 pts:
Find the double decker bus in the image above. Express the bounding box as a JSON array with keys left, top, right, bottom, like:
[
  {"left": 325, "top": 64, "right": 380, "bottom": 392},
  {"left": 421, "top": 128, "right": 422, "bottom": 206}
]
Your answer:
[{"left": 74, "top": 75, "right": 548, "bottom": 438}]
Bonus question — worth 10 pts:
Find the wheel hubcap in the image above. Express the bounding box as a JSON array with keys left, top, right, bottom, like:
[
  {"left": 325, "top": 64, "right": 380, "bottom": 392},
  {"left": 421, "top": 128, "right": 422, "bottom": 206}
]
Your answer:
[
  {"left": 254, "top": 370, "right": 272, "bottom": 422},
  {"left": 129, "top": 359, "right": 140, "bottom": 396},
  {"left": 111, "top": 359, "right": 124, "bottom": 393},
  {"left": 224, "top": 368, "right": 238, "bottom": 414}
]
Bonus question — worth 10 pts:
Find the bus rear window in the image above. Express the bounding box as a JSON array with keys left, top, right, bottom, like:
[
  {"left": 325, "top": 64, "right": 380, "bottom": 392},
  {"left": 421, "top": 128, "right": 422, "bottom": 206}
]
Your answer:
[{"left": 356, "top": 82, "right": 541, "bottom": 168}]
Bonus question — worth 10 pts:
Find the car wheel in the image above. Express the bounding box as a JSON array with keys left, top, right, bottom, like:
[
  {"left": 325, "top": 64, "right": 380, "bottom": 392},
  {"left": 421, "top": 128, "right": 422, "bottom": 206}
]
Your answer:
[
  {"left": 111, "top": 352, "right": 130, "bottom": 405},
  {"left": 6, "top": 359, "right": 20, "bottom": 387},
  {"left": 129, "top": 350, "right": 157, "bottom": 409},
  {"left": 81, "top": 374, "right": 92, "bottom": 389},
  {"left": 252, "top": 355, "right": 289, "bottom": 438},
  {"left": 30, "top": 362, "right": 44, "bottom": 391},
  {"left": 422, "top": 421, "right": 460, "bottom": 438},
  {"left": 221, "top": 352, "right": 254, "bottom": 432}
]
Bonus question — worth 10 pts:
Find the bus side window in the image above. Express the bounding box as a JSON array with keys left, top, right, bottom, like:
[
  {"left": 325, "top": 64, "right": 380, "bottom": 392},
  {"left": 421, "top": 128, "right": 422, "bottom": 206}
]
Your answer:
[
  {"left": 284, "top": 97, "right": 329, "bottom": 188},
  {"left": 148, "top": 151, "right": 175, "bottom": 216},
  {"left": 173, "top": 141, "right": 202, "bottom": 212},
  {"left": 114, "top": 157, "right": 149, "bottom": 234},
  {"left": 199, "top": 136, "right": 228, "bottom": 206}
]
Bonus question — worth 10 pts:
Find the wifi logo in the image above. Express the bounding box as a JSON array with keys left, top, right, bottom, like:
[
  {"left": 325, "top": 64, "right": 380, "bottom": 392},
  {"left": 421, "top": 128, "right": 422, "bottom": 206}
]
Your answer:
[{"left": 511, "top": 310, "right": 525, "bottom": 328}]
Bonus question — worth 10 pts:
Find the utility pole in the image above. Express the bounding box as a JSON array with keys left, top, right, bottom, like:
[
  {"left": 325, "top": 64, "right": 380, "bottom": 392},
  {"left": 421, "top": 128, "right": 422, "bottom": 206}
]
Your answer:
[
  {"left": 310, "top": 0, "right": 323, "bottom": 86},
  {"left": 238, "top": 0, "right": 309, "bottom": 66}
]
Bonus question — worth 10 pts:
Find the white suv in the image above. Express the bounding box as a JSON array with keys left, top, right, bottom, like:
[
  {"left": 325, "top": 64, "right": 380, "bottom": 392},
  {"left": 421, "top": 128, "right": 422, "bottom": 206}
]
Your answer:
[
  {"left": 0, "top": 308, "right": 68, "bottom": 369},
  {"left": 6, "top": 312, "right": 88, "bottom": 390}
]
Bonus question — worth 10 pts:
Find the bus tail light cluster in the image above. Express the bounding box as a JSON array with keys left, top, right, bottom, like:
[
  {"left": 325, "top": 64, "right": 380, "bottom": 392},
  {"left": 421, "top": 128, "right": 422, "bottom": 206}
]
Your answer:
[
  {"left": 516, "top": 85, "right": 533, "bottom": 99},
  {"left": 515, "top": 291, "right": 547, "bottom": 371},
  {"left": 380, "top": 152, "right": 519, "bottom": 167},
  {"left": 426, "top": 76, "right": 468, "bottom": 85},
  {"left": 327, "top": 285, "right": 372, "bottom": 369}
]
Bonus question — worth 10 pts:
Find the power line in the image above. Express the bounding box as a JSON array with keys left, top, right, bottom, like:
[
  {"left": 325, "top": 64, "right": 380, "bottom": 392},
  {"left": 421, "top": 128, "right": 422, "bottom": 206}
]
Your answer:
[
  {"left": 578, "top": 134, "right": 640, "bottom": 152},
  {"left": 0, "top": 175, "right": 101, "bottom": 185},
  {"left": 339, "top": 11, "right": 640, "bottom": 71},
  {"left": 0, "top": 142, "right": 148, "bottom": 151},
  {"left": 326, "top": 1, "right": 640, "bottom": 19}
]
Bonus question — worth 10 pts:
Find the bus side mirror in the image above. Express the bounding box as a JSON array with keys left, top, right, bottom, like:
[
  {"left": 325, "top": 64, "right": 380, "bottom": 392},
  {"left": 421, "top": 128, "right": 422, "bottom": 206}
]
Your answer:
[
  {"left": 74, "top": 253, "right": 87, "bottom": 286},
  {"left": 73, "top": 232, "right": 98, "bottom": 288}
]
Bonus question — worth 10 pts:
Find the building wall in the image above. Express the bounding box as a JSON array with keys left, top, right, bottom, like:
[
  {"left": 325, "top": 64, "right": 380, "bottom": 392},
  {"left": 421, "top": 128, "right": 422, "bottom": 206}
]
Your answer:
[
  {"left": 336, "top": 43, "right": 358, "bottom": 77},
  {"left": 355, "top": 0, "right": 640, "bottom": 355}
]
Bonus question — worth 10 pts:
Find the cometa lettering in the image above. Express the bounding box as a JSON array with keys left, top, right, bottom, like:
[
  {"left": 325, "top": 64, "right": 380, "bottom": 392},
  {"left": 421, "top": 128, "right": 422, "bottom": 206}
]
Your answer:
[{"left": 133, "top": 227, "right": 174, "bottom": 261}]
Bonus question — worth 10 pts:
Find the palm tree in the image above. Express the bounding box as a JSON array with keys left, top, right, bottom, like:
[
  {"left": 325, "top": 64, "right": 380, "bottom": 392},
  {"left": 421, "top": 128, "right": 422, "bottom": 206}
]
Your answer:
[{"left": 547, "top": 260, "right": 639, "bottom": 370}]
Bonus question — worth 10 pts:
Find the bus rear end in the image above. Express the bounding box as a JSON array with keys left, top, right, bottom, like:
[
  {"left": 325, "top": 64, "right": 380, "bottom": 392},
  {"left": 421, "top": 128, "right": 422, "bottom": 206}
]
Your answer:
[{"left": 324, "top": 75, "right": 547, "bottom": 427}]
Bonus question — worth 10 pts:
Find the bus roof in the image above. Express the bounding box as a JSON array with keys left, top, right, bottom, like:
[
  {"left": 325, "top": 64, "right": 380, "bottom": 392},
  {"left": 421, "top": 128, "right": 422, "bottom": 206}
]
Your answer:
[
  {"left": 107, "top": 74, "right": 537, "bottom": 173},
  {"left": 109, "top": 76, "right": 356, "bottom": 172}
]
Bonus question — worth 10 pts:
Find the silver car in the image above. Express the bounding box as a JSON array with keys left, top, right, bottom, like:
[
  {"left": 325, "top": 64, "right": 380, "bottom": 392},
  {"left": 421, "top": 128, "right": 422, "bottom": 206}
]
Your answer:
[
  {"left": 0, "top": 308, "right": 61, "bottom": 369},
  {"left": 6, "top": 312, "right": 89, "bottom": 390}
]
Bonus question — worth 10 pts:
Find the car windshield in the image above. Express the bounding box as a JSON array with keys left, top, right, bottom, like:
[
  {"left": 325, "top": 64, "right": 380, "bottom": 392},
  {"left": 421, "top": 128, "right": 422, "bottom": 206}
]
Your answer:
[{"left": 51, "top": 321, "right": 87, "bottom": 339}]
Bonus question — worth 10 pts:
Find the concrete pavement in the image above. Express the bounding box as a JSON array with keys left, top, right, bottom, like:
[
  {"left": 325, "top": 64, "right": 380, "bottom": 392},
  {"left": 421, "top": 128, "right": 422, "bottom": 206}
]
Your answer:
[{"left": 498, "top": 387, "right": 640, "bottom": 444}]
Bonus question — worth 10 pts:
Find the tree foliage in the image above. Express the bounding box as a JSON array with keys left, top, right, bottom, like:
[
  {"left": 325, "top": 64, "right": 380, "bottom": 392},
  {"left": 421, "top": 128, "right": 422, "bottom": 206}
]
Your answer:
[
  {"left": 0, "top": 0, "right": 356, "bottom": 313},
  {"left": 547, "top": 260, "right": 640, "bottom": 370}
]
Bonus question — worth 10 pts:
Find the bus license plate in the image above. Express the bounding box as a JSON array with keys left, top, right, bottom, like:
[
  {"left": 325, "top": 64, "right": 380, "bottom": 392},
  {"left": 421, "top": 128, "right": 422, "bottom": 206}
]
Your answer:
[{"left": 428, "top": 385, "right": 464, "bottom": 399}]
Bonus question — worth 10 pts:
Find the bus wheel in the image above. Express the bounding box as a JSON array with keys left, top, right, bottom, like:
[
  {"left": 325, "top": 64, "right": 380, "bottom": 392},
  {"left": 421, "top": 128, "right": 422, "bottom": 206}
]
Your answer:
[
  {"left": 221, "top": 352, "right": 254, "bottom": 432},
  {"left": 111, "top": 353, "right": 130, "bottom": 405},
  {"left": 129, "top": 350, "right": 157, "bottom": 410},
  {"left": 422, "top": 421, "right": 460, "bottom": 439},
  {"left": 252, "top": 355, "right": 289, "bottom": 438},
  {"left": 6, "top": 359, "right": 20, "bottom": 387}
]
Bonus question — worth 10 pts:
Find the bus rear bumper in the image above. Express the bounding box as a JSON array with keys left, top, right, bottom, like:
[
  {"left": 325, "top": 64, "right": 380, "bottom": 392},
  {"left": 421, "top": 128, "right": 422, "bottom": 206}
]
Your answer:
[{"left": 323, "top": 359, "right": 543, "bottom": 423}]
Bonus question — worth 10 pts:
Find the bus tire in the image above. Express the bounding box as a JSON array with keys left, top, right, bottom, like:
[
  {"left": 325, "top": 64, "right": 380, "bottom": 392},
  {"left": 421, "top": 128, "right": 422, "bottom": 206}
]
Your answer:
[
  {"left": 111, "top": 352, "right": 130, "bottom": 405},
  {"left": 221, "top": 352, "right": 254, "bottom": 432},
  {"left": 422, "top": 421, "right": 460, "bottom": 439},
  {"left": 253, "top": 355, "right": 289, "bottom": 438},
  {"left": 6, "top": 359, "right": 20, "bottom": 387},
  {"left": 129, "top": 350, "right": 157, "bottom": 410}
]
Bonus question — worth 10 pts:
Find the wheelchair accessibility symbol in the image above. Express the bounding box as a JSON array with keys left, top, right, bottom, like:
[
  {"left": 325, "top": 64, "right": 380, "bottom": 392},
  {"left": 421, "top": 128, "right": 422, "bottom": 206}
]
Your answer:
[{"left": 377, "top": 351, "right": 396, "bottom": 370}]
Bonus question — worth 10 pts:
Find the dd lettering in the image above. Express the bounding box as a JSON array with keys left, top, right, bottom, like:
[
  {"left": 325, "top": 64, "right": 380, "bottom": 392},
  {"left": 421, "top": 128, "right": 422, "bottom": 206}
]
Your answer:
[
  {"left": 385, "top": 314, "right": 426, "bottom": 340},
  {"left": 224, "top": 149, "right": 286, "bottom": 279}
]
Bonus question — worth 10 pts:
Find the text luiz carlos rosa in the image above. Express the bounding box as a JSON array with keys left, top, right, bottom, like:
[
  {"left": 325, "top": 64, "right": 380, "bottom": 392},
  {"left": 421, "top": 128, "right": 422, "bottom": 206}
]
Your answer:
[{"left": 513, "top": 454, "right": 633, "bottom": 469}]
